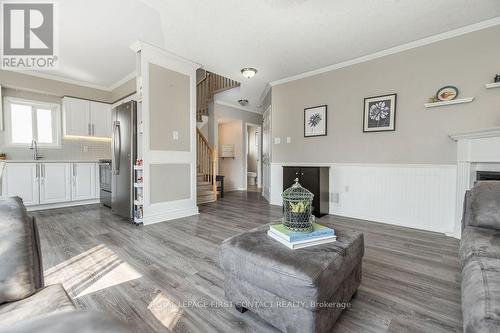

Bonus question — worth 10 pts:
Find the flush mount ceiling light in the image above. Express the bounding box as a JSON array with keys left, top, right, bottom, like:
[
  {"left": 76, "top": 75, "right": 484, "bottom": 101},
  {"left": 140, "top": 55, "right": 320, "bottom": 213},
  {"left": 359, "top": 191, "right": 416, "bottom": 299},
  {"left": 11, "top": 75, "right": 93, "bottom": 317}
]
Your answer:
[
  {"left": 238, "top": 99, "right": 249, "bottom": 106},
  {"left": 241, "top": 67, "right": 257, "bottom": 79}
]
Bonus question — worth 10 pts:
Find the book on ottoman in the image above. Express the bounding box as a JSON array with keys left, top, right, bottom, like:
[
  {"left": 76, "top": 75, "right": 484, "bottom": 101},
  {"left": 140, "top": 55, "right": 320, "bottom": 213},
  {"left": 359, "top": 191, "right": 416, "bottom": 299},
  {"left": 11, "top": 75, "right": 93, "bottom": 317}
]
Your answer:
[{"left": 268, "top": 223, "right": 336, "bottom": 249}]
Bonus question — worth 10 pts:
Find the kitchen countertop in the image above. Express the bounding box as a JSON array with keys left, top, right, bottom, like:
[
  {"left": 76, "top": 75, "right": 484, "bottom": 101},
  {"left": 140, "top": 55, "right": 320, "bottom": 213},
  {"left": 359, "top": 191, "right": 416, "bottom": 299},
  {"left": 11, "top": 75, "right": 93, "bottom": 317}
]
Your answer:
[{"left": 3, "top": 160, "right": 103, "bottom": 163}]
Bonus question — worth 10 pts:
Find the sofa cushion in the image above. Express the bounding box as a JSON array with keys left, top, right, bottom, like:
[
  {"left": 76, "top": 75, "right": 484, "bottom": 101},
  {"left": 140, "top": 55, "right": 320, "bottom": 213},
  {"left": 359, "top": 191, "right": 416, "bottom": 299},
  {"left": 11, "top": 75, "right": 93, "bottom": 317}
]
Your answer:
[
  {"left": 460, "top": 226, "right": 500, "bottom": 268},
  {"left": 469, "top": 182, "right": 500, "bottom": 229},
  {"left": 0, "top": 197, "right": 44, "bottom": 304},
  {"left": 220, "top": 224, "right": 364, "bottom": 305},
  {"left": 0, "top": 311, "right": 133, "bottom": 333},
  {"left": 0, "top": 284, "right": 75, "bottom": 326},
  {"left": 462, "top": 257, "right": 500, "bottom": 333}
]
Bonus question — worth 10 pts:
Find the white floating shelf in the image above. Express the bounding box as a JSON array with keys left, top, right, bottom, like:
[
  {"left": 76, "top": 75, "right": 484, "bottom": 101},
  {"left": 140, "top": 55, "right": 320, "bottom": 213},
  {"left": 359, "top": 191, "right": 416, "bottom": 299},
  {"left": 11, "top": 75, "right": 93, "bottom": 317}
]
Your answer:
[
  {"left": 134, "top": 183, "right": 143, "bottom": 188},
  {"left": 424, "top": 97, "right": 474, "bottom": 108},
  {"left": 485, "top": 82, "right": 500, "bottom": 89},
  {"left": 133, "top": 165, "right": 143, "bottom": 170}
]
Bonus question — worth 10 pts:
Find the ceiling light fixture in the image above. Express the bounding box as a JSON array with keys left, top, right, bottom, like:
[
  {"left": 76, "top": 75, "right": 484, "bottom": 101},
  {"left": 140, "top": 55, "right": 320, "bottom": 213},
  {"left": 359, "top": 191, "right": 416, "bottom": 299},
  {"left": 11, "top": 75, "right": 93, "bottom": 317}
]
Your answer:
[
  {"left": 241, "top": 67, "right": 257, "bottom": 79},
  {"left": 238, "top": 99, "right": 249, "bottom": 106}
]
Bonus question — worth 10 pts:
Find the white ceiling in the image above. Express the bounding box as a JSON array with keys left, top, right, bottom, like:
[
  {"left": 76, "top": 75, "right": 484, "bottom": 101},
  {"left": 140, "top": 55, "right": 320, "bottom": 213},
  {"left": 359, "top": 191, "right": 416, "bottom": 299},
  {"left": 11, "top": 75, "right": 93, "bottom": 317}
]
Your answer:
[{"left": 31, "top": 0, "right": 500, "bottom": 111}]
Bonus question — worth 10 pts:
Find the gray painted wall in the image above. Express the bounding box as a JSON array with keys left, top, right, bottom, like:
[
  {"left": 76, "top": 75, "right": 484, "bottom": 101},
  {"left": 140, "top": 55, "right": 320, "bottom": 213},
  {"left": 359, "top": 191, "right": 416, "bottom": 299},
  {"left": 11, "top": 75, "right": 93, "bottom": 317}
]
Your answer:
[
  {"left": 150, "top": 163, "right": 191, "bottom": 203},
  {"left": 110, "top": 78, "right": 136, "bottom": 103},
  {"left": 148, "top": 63, "right": 190, "bottom": 151},
  {"left": 272, "top": 25, "right": 500, "bottom": 164}
]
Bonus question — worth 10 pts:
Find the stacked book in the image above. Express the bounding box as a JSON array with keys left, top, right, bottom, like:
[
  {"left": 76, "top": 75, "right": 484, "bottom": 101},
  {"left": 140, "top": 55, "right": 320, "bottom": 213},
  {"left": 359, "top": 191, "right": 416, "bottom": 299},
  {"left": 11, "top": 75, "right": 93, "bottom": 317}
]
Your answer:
[{"left": 267, "top": 223, "right": 336, "bottom": 249}]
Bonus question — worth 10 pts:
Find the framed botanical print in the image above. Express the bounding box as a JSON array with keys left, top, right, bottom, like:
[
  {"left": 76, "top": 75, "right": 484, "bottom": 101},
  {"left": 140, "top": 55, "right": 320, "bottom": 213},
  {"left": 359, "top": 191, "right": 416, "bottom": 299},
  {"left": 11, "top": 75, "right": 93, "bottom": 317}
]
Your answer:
[
  {"left": 304, "top": 105, "right": 327, "bottom": 137},
  {"left": 363, "top": 94, "right": 397, "bottom": 132}
]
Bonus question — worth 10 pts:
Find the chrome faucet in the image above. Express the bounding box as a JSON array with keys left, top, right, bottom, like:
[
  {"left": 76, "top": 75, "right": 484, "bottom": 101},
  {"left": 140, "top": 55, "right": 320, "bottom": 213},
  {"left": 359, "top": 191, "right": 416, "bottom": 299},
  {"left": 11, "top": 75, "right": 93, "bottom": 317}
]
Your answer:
[{"left": 29, "top": 139, "right": 42, "bottom": 160}]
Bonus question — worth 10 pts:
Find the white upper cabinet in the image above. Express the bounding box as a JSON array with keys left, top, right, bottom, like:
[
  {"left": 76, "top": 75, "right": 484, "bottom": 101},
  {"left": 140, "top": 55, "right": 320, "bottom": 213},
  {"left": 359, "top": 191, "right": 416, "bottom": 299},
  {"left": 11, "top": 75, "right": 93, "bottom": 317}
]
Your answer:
[
  {"left": 90, "top": 101, "right": 112, "bottom": 137},
  {"left": 39, "top": 163, "right": 72, "bottom": 204},
  {"left": 2, "top": 163, "right": 39, "bottom": 206},
  {"left": 72, "top": 163, "right": 97, "bottom": 201},
  {"left": 63, "top": 97, "right": 112, "bottom": 138},
  {"left": 63, "top": 97, "right": 91, "bottom": 136}
]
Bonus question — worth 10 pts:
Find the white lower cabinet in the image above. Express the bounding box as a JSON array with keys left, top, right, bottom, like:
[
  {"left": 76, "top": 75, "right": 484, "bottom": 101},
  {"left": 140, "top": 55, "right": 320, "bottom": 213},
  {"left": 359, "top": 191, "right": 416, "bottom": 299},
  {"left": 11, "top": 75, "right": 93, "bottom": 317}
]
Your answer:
[
  {"left": 72, "top": 163, "right": 97, "bottom": 201},
  {"left": 2, "top": 163, "right": 39, "bottom": 206},
  {"left": 39, "top": 163, "right": 72, "bottom": 204},
  {"left": 2, "top": 162, "right": 99, "bottom": 208}
]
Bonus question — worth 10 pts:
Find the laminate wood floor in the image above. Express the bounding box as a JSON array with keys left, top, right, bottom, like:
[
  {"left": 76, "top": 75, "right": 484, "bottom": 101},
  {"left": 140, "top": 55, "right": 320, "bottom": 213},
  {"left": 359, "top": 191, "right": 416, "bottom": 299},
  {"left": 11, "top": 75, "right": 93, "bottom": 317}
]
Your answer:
[{"left": 32, "top": 191, "right": 462, "bottom": 333}]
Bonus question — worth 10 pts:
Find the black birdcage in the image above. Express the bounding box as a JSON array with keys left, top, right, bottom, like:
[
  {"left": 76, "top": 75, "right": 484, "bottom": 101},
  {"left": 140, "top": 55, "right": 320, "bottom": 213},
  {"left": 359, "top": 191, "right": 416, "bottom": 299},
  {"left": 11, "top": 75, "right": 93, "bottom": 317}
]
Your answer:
[{"left": 281, "top": 178, "right": 314, "bottom": 232}]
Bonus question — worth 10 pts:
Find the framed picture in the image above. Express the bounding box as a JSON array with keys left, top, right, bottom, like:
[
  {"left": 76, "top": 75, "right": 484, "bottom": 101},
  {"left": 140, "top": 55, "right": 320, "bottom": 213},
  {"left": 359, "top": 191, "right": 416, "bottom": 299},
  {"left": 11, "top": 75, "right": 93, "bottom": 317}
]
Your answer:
[
  {"left": 363, "top": 94, "right": 397, "bottom": 132},
  {"left": 304, "top": 105, "right": 327, "bottom": 137}
]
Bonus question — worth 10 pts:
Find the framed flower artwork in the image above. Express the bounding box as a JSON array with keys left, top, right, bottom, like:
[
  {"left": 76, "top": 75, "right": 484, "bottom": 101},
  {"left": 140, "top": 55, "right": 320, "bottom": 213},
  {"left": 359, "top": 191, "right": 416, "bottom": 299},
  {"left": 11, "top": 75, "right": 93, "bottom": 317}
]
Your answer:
[
  {"left": 304, "top": 105, "right": 327, "bottom": 137},
  {"left": 363, "top": 94, "right": 397, "bottom": 132}
]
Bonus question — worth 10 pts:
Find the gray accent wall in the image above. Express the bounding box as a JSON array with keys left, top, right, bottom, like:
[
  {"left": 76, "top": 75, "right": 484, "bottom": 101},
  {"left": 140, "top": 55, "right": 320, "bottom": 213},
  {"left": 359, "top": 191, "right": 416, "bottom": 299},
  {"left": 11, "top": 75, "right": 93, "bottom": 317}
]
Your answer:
[
  {"left": 271, "top": 25, "right": 500, "bottom": 165},
  {"left": 149, "top": 164, "right": 191, "bottom": 203},
  {"left": 148, "top": 63, "right": 190, "bottom": 151}
]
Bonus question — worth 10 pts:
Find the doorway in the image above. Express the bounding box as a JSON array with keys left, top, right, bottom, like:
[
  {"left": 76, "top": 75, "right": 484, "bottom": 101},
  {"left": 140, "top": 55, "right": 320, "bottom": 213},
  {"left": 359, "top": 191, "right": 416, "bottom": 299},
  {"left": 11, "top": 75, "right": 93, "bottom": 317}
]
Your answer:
[{"left": 245, "top": 123, "right": 262, "bottom": 192}]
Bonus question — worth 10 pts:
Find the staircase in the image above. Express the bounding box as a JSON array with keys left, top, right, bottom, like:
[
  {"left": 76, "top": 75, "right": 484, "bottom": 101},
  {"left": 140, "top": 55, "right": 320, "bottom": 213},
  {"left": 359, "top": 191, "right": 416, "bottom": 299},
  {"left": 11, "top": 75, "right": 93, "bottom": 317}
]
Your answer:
[
  {"left": 197, "top": 128, "right": 217, "bottom": 203},
  {"left": 196, "top": 70, "right": 240, "bottom": 122},
  {"left": 196, "top": 70, "right": 240, "bottom": 204}
]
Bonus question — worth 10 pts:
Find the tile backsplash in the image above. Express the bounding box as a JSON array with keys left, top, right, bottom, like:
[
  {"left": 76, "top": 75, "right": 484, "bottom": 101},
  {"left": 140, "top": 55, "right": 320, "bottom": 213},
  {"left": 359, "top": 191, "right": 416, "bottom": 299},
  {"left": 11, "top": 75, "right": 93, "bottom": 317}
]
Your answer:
[{"left": 0, "top": 132, "right": 111, "bottom": 161}]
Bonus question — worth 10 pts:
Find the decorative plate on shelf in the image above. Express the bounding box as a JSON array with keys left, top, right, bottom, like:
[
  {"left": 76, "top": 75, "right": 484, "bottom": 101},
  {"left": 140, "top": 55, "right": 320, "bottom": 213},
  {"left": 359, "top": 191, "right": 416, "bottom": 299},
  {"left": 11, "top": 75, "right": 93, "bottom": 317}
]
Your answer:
[{"left": 436, "top": 86, "right": 459, "bottom": 101}]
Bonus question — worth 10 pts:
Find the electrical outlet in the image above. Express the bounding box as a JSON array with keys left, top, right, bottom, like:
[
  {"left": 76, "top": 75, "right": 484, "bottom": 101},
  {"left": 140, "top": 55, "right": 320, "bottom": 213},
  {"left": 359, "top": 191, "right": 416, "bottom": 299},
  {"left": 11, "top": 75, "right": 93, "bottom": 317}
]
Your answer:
[
  {"left": 173, "top": 131, "right": 179, "bottom": 141},
  {"left": 83, "top": 145, "right": 89, "bottom": 152},
  {"left": 274, "top": 137, "right": 281, "bottom": 144},
  {"left": 286, "top": 137, "right": 291, "bottom": 144}
]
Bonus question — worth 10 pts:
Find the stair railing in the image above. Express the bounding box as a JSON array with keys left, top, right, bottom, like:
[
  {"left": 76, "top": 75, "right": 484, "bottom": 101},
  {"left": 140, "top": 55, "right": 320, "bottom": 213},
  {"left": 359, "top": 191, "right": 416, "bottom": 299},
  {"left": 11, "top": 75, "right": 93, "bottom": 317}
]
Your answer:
[{"left": 196, "top": 128, "right": 217, "bottom": 194}]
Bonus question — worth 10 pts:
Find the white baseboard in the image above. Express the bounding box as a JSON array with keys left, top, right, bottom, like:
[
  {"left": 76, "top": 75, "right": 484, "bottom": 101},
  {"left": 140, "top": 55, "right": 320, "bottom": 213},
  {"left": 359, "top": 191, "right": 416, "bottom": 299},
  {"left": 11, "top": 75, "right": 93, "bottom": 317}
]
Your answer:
[
  {"left": 27, "top": 199, "right": 100, "bottom": 211},
  {"left": 143, "top": 206, "right": 199, "bottom": 225}
]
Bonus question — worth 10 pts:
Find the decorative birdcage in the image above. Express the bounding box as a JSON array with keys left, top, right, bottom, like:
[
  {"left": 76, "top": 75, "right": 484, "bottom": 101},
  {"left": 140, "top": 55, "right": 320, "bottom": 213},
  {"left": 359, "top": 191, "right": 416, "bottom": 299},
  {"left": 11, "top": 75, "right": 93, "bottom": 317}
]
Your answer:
[{"left": 282, "top": 178, "right": 314, "bottom": 232}]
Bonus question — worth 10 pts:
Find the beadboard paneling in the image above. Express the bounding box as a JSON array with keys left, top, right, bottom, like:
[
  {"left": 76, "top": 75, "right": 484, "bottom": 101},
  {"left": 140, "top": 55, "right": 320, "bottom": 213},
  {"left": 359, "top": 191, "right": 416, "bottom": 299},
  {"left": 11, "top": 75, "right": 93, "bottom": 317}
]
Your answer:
[{"left": 271, "top": 163, "right": 457, "bottom": 236}]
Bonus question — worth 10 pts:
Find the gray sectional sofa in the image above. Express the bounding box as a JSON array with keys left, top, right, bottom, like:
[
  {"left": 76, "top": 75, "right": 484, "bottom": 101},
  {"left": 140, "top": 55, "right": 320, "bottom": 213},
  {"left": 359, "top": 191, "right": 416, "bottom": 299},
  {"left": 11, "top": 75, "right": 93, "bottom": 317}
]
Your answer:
[
  {"left": 0, "top": 197, "right": 131, "bottom": 332},
  {"left": 460, "top": 181, "right": 500, "bottom": 333}
]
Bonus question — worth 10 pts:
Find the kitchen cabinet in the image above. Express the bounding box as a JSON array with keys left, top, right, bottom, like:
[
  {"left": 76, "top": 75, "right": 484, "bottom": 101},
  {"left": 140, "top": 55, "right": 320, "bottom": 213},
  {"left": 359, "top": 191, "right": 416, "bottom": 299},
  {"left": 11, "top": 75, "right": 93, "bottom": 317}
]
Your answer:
[
  {"left": 2, "top": 163, "right": 39, "bottom": 206},
  {"left": 2, "top": 162, "right": 99, "bottom": 208},
  {"left": 90, "top": 101, "right": 112, "bottom": 137},
  {"left": 63, "top": 97, "right": 112, "bottom": 138},
  {"left": 72, "top": 163, "right": 97, "bottom": 201},
  {"left": 39, "top": 163, "right": 72, "bottom": 204},
  {"left": 282, "top": 166, "right": 330, "bottom": 217}
]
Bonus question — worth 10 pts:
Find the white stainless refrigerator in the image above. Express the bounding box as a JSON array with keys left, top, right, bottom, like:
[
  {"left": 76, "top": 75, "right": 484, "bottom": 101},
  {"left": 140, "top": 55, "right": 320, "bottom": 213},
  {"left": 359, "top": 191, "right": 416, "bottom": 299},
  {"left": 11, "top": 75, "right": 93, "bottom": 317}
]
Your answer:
[{"left": 111, "top": 101, "right": 137, "bottom": 220}]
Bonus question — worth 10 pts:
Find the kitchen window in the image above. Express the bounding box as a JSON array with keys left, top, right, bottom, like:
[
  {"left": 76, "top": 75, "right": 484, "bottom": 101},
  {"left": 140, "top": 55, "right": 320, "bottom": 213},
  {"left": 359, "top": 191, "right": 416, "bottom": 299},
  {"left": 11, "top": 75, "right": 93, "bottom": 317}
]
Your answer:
[{"left": 4, "top": 97, "right": 61, "bottom": 148}]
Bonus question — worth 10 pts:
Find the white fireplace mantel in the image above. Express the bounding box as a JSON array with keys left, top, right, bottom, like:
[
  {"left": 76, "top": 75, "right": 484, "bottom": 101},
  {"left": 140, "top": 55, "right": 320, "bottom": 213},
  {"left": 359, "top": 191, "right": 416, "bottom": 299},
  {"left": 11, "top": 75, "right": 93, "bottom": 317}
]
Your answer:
[{"left": 450, "top": 126, "right": 500, "bottom": 238}]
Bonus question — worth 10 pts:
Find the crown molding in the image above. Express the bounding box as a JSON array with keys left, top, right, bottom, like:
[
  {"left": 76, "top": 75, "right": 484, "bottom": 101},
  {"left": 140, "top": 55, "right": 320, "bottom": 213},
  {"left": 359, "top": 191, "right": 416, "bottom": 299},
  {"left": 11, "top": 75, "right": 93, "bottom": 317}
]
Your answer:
[
  {"left": 19, "top": 70, "right": 112, "bottom": 91},
  {"left": 259, "top": 82, "right": 272, "bottom": 104},
  {"left": 269, "top": 17, "right": 500, "bottom": 87},
  {"left": 214, "top": 100, "right": 263, "bottom": 115},
  {"left": 108, "top": 71, "right": 136, "bottom": 91}
]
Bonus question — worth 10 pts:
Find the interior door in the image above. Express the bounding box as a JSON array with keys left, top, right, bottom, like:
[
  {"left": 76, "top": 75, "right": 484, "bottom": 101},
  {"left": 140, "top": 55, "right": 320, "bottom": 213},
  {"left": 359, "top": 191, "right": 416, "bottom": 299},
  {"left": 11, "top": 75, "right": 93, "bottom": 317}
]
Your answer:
[
  {"left": 39, "top": 163, "right": 71, "bottom": 204},
  {"left": 63, "top": 97, "right": 91, "bottom": 136},
  {"left": 262, "top": 107, "right": 271, "bottom": 201},
  {"left": 90, "top": 101, "right": 112, "bottom": 137},
  {"left": 2, "top": 163, "right": 39, "bottom": 206},
  {"left": 72, "top": 163, "right": 96, "bottom": 201}
]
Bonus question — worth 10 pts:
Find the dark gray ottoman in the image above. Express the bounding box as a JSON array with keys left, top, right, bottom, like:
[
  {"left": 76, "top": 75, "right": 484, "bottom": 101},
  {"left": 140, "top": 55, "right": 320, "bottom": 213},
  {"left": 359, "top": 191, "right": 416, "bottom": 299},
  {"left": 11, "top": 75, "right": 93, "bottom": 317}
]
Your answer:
[{"left": 220, "top": 225, "right": 364, "bottom": 333}]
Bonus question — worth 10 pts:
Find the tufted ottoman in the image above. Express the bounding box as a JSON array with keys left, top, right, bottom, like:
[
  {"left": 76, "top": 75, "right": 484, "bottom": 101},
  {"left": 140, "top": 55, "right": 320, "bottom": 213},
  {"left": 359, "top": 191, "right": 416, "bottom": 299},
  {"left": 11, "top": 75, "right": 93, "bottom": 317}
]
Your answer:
[{"left": 220, "top": 224, "right": 364, "bottom": 333}]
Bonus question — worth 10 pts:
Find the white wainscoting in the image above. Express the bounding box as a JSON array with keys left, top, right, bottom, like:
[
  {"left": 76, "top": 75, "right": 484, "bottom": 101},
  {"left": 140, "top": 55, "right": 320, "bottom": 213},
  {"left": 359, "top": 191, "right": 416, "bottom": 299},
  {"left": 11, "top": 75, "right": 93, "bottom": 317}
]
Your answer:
[{"left": 270, "top": 163, "right": 457, "bottom": 237}]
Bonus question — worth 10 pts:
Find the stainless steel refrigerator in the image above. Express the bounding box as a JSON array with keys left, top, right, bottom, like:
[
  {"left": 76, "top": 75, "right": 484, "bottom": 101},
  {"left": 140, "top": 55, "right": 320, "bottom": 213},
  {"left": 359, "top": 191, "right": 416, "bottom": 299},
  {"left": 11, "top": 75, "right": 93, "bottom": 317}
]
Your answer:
[{"left": 111, "top": 101, "right": 137, "bottom": 220}]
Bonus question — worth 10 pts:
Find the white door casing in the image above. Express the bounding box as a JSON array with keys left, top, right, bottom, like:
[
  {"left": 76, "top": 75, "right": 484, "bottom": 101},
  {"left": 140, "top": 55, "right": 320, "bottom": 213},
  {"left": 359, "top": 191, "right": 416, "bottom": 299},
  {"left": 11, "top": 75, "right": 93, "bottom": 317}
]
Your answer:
[{"left": 262, "top": 106, "right": 272, "bottom": 201}]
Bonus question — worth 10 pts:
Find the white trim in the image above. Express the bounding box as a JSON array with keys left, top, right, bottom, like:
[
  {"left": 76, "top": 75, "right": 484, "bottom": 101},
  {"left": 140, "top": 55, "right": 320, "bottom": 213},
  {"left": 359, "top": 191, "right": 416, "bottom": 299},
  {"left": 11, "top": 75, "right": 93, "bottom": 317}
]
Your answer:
[
  {"left": 108, "top": 71, "right": 137, "bottom": 91},
  {"left": 20, "top": 71, "right": 111, "bottom": 91},
  {"left": 269, "top": 17, "right": 500, "bottom": 87},
  {"left": 143, "top": 206, "right": 199, "bottom": 225},
  {"left": 214, "top": 100, "right": 263, "bottom": 114},
  {"left": 450, "top": 126, "right": 500, "bottom": 141},
  {"left": 26, "top": 199, "right": 100, "bottom": 211},
  {"left": 270, "top": 162, "right": 457, "bottom": 169},
  {"left": 259, "top": 83, "right": 272, "bottom": 105},
  {"left": 244, "top": 122, "right": 262, "bottom": 190},
  {"left": 485, "top": 82, "right": 500, "bottom": 89}
]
